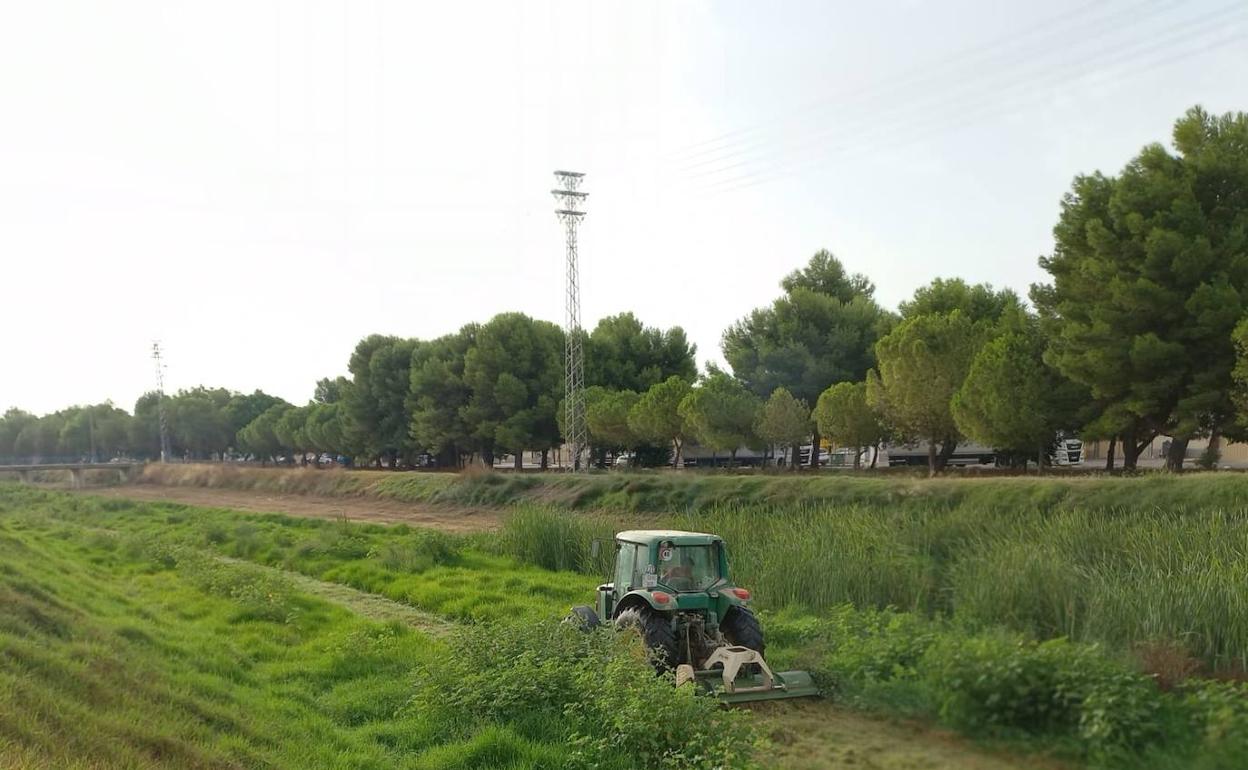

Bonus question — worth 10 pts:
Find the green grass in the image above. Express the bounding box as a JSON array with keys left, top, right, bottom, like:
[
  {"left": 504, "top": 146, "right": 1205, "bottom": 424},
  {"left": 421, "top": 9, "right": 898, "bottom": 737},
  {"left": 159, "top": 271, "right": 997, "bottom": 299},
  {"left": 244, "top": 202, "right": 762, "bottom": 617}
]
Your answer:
[
  {"left": 11, "top": 479, "right": 1248, "bottom": 769},
  {"left": 478, "top": 496, "right": 1248, "bottom": 672},
  {"left": 0, "top": 499, "right": 511, "bottom": 768},
  {"left": 131, "top": 465, "right": 1248, "bottom": 669},
  {"left": 0, "top": 486, "right": 751, "bottom": 769}
]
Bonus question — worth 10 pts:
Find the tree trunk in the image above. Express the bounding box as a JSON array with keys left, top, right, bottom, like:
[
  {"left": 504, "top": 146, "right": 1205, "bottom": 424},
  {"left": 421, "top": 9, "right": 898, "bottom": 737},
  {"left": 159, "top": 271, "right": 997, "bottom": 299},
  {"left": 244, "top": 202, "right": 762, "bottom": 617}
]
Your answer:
[
  {"left": 1104, "top": 437, "right": 1116, "bottom": 471},
  {"left": 1121, "top": 427, "right": 1138, "bottom": 470},
  {"left": 810, "top": 428, "right": 821, "bottom": 470},
  {"left": 870, "top": 443, "right": 879, "bottom": 469},
  {"left": 1164, "top": 436, "right": 1189, "bottom": 473},
  {"left": 1037, "top": 443, "right": 1044, "bottom": 476},
  {"left": 1120, "top": 429, "right": 1155, "bottom": 470},
  {"left": 789, "top": 444, "right": 798, "bottom": 469},
  {"left": 482, "top": 447, "right": 495, "bottom": 468},
  {"left": 673, "top": 437, "right": 684, "bottom": 469},
  {"left": 927, "top": 441, "right": 937, "bottom": 478},
  {"left": 1205, "top": 427, "right": 1222, "bottom": 469},
  {"left": 933, "top": 438, "right": 957, "bottom": 475},
  {"left": 1121, "top": 443, "right": 1139, "bottom": 470},
  {"left": 514, "top": 451, "right": 523, "bottom": 471},
  {"left": 540, "top": 448, "right": 549, "bottom": 470},
  {"left": 853, "top": 445, "right": 862, "bottom": 470}
]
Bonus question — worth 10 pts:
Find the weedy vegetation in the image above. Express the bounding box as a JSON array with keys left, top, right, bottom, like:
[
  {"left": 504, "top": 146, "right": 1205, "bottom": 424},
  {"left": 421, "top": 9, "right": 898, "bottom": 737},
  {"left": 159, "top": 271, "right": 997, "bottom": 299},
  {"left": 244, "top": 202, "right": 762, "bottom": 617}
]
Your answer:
[{"left": 4, "top": 475, "right": 1248, "bottom": 768}]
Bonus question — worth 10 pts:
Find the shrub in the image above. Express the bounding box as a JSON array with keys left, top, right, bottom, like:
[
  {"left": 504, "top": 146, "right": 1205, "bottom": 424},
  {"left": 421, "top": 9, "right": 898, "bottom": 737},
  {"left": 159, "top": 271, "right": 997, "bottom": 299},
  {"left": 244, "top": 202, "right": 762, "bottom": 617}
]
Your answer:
[
  {"left": 1181, "top": 680, "right": 1248, "bottom": 769},
  {"left": 921, "top": 634, "right": 1162, "bottom": 756},
  {"left": 368, "top": 530, "right": 459, "bottom": 573},
  {"left": 411, "top": 619, "right": 757, "bottom": 770},
  {"left": 175, "top": 550, "right": 299, "bottom": 623}
]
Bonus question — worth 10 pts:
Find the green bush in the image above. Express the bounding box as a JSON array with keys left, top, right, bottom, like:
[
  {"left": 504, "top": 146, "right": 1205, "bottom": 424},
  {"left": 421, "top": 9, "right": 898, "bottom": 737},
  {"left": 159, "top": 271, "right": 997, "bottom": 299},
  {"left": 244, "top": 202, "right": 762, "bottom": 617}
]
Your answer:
[
  {"left": 411, "top": 619, "right": 757, "bottom": 770},
  {"left": 922, "top": 634, "right": 1162, "bottom": 753},
  {"left": 173, "top": 549, "right": 299, "bottom": 623},
  {"left": 1181, "top": 680, "right": 1248, "bottom": 769},
  {"left": 367, "top": 528, "right": 459, "bottom": 572}
]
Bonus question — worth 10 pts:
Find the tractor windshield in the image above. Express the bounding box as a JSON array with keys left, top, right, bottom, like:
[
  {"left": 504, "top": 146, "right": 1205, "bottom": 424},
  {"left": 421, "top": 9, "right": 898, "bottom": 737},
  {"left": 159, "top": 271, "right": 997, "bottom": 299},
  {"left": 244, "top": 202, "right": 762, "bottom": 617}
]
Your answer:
[{"left": 657, "top": 544, "right": 720, "bottom": 592}]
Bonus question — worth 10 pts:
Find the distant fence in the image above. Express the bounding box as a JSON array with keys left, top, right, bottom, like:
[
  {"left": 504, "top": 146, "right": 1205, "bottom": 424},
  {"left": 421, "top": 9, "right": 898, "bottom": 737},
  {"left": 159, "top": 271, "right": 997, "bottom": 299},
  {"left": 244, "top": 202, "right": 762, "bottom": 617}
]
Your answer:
[{"left": 0, "top": 462, "right": 142, "bottom": 488}]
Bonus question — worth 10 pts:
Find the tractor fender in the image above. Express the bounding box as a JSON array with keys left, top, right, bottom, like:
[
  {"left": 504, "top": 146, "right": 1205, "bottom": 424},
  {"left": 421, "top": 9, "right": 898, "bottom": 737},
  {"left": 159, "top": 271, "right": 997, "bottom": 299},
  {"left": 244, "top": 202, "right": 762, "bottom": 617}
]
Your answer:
[
  {"left": 715, "top": 590, "right": 749, "bottom": 608},
  {"left": 612, "top": 590, "right": 671, "bottom": 618}
]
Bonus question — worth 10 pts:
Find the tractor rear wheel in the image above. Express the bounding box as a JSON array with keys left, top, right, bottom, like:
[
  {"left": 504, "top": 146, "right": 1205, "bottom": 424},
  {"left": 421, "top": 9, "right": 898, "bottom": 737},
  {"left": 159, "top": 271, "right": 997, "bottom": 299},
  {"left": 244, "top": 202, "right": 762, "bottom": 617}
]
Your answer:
[
  {"left": 615, "top": 607, "right": 678, "bottom": 671},
  {"left": 721, "top": 606, "right": 765, "bottom": 658}
]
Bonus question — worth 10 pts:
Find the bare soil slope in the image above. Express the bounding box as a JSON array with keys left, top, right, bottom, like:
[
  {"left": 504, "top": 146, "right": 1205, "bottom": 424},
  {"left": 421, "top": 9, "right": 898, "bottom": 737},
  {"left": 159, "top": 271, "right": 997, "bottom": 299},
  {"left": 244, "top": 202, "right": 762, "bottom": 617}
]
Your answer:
[{"left": 85, "top": 484, "right": 500, "bottom": 531}]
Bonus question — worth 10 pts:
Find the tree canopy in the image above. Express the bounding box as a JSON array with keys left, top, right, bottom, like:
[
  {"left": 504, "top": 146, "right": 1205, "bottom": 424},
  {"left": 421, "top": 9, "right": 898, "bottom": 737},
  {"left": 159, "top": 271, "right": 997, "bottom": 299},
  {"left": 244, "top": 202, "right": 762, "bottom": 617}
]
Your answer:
[
  {"left": 1033, "top": 106, "right": 1248, "bottom": 468},
  {"left": 585, "top": 312, "right": 696, "bottom": 393},
  {"left": 867, "top": 311, "right": 980, "bottom": 475},
  {"left": 462, "top": 313, "right": 564, "bottom": 468},
  {"left": 813, "top": 382, "right": 883, "bottom": 469},
  {"left": 952, "top": 327, "right": 1080, "bottom": 467},
  {"left": 678, "top": 370, "right": 761, "bottom": 460},
  {"left": 754, "top": 388, "right": 811, "bottom": 466},
  {"left": 628, "top": 376, "right": 692, "bottom": 468},
  {"left": 722, "top": 250, "right": 893, "bottom": 407}
]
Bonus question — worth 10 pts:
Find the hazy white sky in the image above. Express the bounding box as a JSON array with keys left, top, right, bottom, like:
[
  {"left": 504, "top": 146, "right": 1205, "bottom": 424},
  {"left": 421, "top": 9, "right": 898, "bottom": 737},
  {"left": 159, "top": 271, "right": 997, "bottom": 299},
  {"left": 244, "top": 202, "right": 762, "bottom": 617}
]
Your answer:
[{"left": 3, "top": 0, "right": 1246, "bottom": 415}]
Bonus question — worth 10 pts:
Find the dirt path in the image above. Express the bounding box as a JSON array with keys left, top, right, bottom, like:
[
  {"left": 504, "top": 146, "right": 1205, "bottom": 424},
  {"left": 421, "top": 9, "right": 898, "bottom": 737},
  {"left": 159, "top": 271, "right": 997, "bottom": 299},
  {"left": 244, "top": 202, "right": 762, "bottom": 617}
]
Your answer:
[
  {"left": 81, "top": 484, "right": 501, "bottom": 532},
  {"left": 756, "top": 701, "right": 1066, "bottom": 770}
]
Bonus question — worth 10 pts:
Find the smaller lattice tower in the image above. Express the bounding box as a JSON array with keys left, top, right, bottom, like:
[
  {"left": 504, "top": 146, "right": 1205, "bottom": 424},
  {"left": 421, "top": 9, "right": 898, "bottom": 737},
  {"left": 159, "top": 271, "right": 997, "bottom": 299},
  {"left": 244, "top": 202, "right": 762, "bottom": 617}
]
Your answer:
[{"left": 151, "top": 341, "right": 172, "bottom": 463}]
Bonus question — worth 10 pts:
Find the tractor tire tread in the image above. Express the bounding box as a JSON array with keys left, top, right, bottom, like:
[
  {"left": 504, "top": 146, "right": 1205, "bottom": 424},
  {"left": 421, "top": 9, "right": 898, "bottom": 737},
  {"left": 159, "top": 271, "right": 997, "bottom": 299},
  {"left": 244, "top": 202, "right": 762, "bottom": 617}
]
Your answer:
[
  {"left": 721, "top": 606, "right": 765, "bottom": 658},
  {"left": 616, "top": 606, "right": 678, "bottom": 670}
]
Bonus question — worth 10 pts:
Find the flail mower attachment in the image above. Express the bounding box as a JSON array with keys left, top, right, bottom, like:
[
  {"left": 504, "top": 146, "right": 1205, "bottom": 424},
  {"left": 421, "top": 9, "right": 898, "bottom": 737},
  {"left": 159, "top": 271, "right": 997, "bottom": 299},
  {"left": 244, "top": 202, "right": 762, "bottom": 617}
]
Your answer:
[{"left": 677, "top": 646, "right": 818, "bottom": 704}]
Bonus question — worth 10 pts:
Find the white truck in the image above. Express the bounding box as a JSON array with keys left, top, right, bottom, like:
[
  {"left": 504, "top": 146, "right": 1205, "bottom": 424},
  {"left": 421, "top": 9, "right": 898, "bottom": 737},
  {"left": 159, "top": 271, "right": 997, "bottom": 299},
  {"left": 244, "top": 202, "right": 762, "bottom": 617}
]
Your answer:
[{"left": 884, "top": 437, "right": 1083, "bottom": 467}]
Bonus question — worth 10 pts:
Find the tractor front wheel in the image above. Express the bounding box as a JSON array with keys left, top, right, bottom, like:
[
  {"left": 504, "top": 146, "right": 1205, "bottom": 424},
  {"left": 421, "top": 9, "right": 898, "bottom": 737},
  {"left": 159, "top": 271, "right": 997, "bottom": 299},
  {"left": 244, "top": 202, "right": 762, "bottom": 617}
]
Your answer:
[
  {"left": 721, "top": 606, "right": 765, "bottom": 658},
  {"left": 615, "top": 607, "right": 678, "bottom": 671}
]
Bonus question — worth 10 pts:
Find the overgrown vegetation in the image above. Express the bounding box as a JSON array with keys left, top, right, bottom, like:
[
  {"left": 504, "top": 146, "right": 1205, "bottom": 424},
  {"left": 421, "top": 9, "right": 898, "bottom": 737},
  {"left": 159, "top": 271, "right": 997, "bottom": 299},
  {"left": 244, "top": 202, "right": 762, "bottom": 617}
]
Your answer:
[
  {"left": 763, "top": 607, "right": 1248, "bottom": 768},
  {"left": 491, "top": 497, "right": 1248, "bottom": 671},
  {"left": 6, "top": 481, "right": 1248, "bottom": 768},
  {"left": 0, "top": 486, "right": 752, "bottom": 769},
  {"left": 114, "top": 467, "right": 1248, "bottom": 669}
]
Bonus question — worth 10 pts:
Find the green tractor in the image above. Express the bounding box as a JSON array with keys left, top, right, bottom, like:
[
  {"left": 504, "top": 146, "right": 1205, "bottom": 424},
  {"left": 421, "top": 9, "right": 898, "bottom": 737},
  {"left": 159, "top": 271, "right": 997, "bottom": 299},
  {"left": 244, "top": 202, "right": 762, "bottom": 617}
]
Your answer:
[{"left": 569, "top": 529, "right": 817, "bottom": 704}]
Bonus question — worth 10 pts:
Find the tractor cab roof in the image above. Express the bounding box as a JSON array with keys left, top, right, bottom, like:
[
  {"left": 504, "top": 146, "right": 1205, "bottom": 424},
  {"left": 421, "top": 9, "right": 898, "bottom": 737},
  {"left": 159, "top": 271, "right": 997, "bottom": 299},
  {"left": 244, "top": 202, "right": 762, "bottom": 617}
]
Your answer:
[{"left": 615, "top": 530, "right": 722, "bottom": 546}]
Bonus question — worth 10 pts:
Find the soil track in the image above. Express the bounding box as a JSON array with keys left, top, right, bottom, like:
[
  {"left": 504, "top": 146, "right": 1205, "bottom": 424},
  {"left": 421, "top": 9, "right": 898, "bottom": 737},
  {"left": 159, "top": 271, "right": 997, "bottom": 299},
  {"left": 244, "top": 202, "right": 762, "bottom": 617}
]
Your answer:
[
  {"left": 758, "top": 701, "right": 1066, "bottom": 769},
  {"left": 82, "top": 484, "right": 501, "bottom": 532}
]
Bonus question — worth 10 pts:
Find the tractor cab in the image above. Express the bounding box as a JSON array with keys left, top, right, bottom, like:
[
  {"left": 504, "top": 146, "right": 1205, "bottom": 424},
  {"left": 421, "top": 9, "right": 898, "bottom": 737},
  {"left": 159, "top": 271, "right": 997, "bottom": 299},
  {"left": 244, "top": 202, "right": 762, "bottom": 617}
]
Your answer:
[
  {"left": 595, "top": 530, "right": 747, "bottom": 624},
  {"left": 572, "top": 529, "right": 817, "bottom": 704}
]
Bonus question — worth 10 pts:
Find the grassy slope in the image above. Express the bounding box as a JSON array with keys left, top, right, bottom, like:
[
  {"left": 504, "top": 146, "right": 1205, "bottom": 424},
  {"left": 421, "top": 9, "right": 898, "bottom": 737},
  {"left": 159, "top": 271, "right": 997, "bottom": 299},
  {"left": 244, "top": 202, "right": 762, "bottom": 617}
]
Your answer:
[
  {"left": 138, "top": 463, "right": 1248, "bottom": 515},
  {"left": 0, "top": 503, "right": 582, "bottom": 769},
  {"left": 0, "top": 487, "right": 757, "bottom": 770}
]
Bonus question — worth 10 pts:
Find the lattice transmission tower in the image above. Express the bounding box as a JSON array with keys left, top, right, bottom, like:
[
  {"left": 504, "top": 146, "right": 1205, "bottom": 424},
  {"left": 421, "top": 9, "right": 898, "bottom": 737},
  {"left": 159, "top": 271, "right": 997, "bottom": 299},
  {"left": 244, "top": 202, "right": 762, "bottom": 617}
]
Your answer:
[
  {"left": 553, "top": 171, "right": 588, "bottom": 471},
  {"left": 151, "top": 341, "right": 172, "bottom": 463}
]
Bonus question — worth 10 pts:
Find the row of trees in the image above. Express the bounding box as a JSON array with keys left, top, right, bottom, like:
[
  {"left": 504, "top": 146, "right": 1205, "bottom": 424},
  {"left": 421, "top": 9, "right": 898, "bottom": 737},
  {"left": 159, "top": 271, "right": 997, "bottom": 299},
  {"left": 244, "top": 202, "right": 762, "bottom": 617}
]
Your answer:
[
  {"left": 3, "top": 106, "right": 1245, "bottom": 475},
  {"left": 0, "top": 388, "right": 284, "bottom": 463}
]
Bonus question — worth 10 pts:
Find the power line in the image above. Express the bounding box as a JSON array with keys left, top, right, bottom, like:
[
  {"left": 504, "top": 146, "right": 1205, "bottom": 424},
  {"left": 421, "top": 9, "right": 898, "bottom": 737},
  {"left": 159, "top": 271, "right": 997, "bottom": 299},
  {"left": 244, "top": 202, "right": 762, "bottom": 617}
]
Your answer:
[
  {"left": 669, "top": 0, "right": 1179, "bottom": 170},
  {"left": 697, "top": 6, "right": 1248, "bottom": 194},
  {"left": 684, "top": 0, "right": 1212, "bottom": 183}
]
